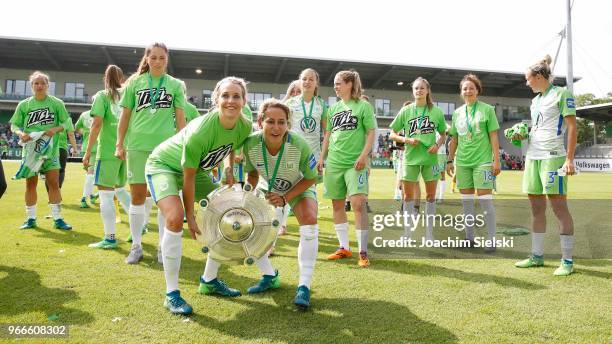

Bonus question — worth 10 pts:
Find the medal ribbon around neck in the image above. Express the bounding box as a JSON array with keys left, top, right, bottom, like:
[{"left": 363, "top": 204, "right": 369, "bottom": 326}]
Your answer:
[
  {"left": 301, "top": 96, "right": 315, "bottom": 130},
  {"left": 465, "top": 101, "right": 478, "bottom": 136},
  {"left": 148, "top": 73, "right": 166, "bottom": 112},
  {"left": 415, "top": 105, "right": 427, "bottom": 134},
  {"left": 261, "top": 135, "right": 285, "bottom": 193}
]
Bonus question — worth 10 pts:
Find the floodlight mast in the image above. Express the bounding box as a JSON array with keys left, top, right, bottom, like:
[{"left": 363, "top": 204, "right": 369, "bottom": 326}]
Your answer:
[
  {"left": 566, "top": 0, "right": 574, "bottom": 93},
  {"left": 552, "top": 0, "right": 573, "bottom": 89}
]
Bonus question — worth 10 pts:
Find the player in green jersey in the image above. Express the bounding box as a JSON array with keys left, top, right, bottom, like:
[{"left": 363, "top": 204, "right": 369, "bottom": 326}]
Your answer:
[
  {"left": 50, "top": 117, "right": 77, "bottom": 191},
  {"left": 389, "top": 77, "right": 447, "bottom": 243},
  {"left": 115, "top": 43, "right": 187, "bottom": 265},
  {"left": 446, "top": 74, "right": 501, "bottom": 251},
  {"left": 321, "top": 70, "right": 377, "bottom": 268},
  {"left": 146, "top": 77, "right": 252, "bottom": 315},
  {"left": 75, "top": 109, "right": 98, "bottom": 208},
  {"left": 241, "top": 99, "right": 319, "bottom": 309},
  {"left": 178, "top": 80, "right": 200, "bottom": 124},
  {"left": 84, "top": 65, "right": 132, "bottom": 250},
  {"left": 10, "top": 71, "right": 73, "bottom": 230},
  {"left": 512, "top": 55, "right": 577, "bottom": 276}
]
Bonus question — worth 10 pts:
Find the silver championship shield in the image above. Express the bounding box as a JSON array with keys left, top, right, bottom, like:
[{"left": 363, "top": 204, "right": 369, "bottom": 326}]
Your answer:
[{"left": 196, "top": 183, "right": 279, "bottom": 265}]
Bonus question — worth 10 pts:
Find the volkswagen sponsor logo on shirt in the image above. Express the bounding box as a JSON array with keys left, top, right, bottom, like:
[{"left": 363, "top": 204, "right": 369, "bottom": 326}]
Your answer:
[
  {"left": 300, "top": 117, "right": 317, "bottom": 133},
  {"left": 273, "top": 178, "right": 292, "bottom": 192},
  {"left": 34, "top": 138, "right": 48, "bottom": 153}
]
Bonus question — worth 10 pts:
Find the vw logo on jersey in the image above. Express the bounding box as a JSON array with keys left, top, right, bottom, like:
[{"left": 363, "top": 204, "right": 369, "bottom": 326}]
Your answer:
[
  {"left": 300, "top": 117, "right": 317, "bottom": 133},
  {"left": 273, "top": 178, "right": 292, "bottom": 192},
  {"left": 34, "top": 138, "right": 47, "bottom": 153}
]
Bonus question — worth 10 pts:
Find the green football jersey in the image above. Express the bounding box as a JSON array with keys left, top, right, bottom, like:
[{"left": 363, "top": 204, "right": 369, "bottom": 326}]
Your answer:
[
  {"left": 449, "top": 101, "right": 499, "bottom": 167},
  {"left": 146, "top": 110, "right": 252, "bottom": 175},
  {"left": 10, "top": 95, "right": 72, "bottom": 158},
  {"left": 184, "top": 101, "right": 200, "bottom": 123},
  {"left": 326, "top": 99, "right": 377, "bottom": 168},
  {"left": 75, "top": 110, "right": 97, "bottom": 154},
  {"left": 91, "top": 89, "right": 123, "bottom": 160},
  {"left": 390, "top": 103, "right": 446, "bottom": 166},
  {"left": 120, "top": 72, "right": 185, "bottom": 151},
  {"left": 243, "top": 131, "right": 317, "bottom": 195},
  {"left": 58, "top": 117, "right": 74, "bottom": 151},
  {"left": 172, "top": 101, "right": 200, "bottom": 129},
  {"left": 242, "top": 105, "right": 253, "bottom": 122}
]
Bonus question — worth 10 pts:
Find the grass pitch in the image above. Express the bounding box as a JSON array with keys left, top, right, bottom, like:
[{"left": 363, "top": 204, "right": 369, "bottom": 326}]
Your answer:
[{"left": 0, "top": 161, "right": 610, "bottom": 343}]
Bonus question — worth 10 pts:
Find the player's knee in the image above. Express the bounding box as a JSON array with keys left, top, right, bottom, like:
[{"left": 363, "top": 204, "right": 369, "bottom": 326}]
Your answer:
[
  {"left": 131, "top": 194, "right": 146, "bottom": 205},
  {"left": 332, "top": 201, "right": 345, "bottom": 212},
  {"left": 350, "top": 198, "right": 365, "bottom": 213},
  {"left": 551, "top": 204, "right": 570, "bottom": 219},
  {"left": 300, "top": 211, "right": 317, "bottom": 225},
  {"left": 26, "top": 178, "right": 38, "bottom": 189},
  {"left": 165, "top": 211, "right": 184, "bottom": 230},
  {"left": 45, "top": 178, "right": 59, "bottom": 190},
  {"left": 531, "top": 204, "right": 546, "bottom": 217}
]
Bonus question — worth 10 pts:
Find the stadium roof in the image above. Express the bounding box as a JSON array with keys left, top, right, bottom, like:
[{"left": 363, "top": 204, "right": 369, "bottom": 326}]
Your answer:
[
  {"left": 577, "top": 102, "right": 612, "bottom": 122},
  {"left": 0, "top": 36, "right": 579, "bottom": 98}
]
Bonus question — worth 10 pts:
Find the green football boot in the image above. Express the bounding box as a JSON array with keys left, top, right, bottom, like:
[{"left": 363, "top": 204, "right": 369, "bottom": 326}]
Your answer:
[
  {"left": 19, "top": 218, "right": 37, "bottom": 230},
  {"left": 293, "top": 285, "right": 311, "bottom": 310},
  {"left": 247, "top": 271, "right": 280, "bottom": 294},
  {"left": 198, "top": 277, "right": 241, "bottom": 297},
  {"left": 164, "top": 290, "right": 193, "bottom": 315},
  {"left": 515, "top": 255, "right": 544, "bottom": 268},
  {"left": 553, "top": 259, "right": 574, "bottom": 276},
  {"left": 88, "top": 239, "right": 118, "bottom": 249},
  {"left": 54, "top": 218, "right": 73, "bottom": 231}
]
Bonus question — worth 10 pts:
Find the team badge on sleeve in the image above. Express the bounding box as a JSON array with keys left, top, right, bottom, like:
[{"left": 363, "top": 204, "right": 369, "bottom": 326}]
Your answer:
[
  {"left": 308, "top": 154, "right": 317, "bottom": 170},
  {"left": 566, "top": 98, "right": 575, "bottom": 109}
]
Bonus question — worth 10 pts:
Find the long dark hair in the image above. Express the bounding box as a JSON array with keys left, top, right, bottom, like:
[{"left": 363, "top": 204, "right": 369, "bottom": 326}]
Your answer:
[
  {"left": 131, "top": 42, "right": 169, "bottom": 79},
  {"left": 104, "top": 65, "right": 124, "bottom": 103}
]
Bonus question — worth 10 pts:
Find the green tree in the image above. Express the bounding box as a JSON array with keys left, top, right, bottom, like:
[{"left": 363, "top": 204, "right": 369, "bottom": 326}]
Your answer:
[
  {"left": 575, "top": 92, "right": 611, "bottom": 144},
  {"left": 575, "top": 92, "right": 612, "bottom": 107}
]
